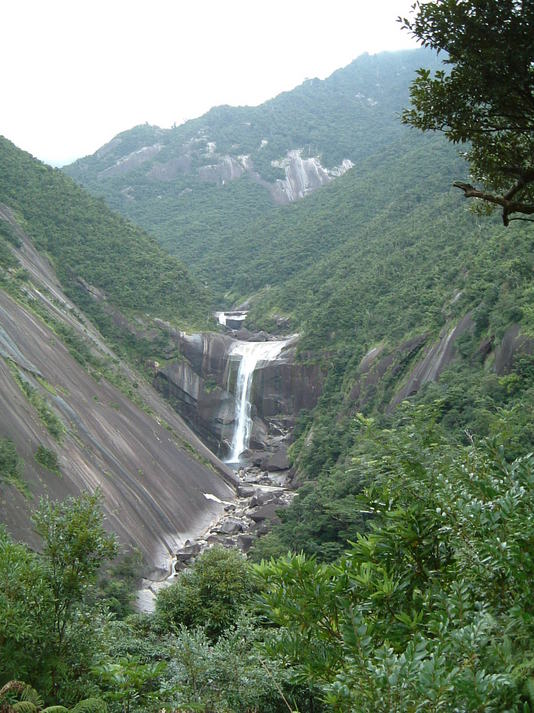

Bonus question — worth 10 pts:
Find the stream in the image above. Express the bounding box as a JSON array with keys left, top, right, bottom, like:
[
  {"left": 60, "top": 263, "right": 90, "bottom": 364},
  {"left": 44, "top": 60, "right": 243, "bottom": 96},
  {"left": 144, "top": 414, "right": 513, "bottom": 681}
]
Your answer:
[{"left": 136, "top": 327, "right": 294, "bottom": 612}]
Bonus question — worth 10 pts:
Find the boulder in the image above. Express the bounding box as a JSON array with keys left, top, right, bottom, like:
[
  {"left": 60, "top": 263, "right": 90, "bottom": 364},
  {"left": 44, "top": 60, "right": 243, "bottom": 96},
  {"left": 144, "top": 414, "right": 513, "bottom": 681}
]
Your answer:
[
  {"left": 260, "top": 450, "right": 290, "bottom": 472},
  {"left": 237, "top": 534, "right": 255, "bottom": 552},
  {"left": 249, "top": 502, "right": 282, "bottom": 524},
  {"left": 219, "top": 518, "right": 245, "bottom": 534},
  {"left": 250, "top": 490, "right": 279, "bottom": 507},
  {"left": 237, "top": 485, "right": 256, "bottom": 498}
]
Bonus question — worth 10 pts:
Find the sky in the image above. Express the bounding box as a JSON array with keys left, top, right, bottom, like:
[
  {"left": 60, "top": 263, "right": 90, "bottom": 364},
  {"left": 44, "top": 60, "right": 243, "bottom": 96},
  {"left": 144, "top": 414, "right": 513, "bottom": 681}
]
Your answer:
[{"left": 1, "top": 0, "right": 419, "bottom": 166}]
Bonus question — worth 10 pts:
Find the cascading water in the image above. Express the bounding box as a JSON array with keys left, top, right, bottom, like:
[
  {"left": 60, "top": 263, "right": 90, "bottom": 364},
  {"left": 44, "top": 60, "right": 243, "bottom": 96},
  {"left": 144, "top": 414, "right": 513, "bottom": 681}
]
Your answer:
[{"left": 226, "top": 339, "right": 288, "bottom": 463}]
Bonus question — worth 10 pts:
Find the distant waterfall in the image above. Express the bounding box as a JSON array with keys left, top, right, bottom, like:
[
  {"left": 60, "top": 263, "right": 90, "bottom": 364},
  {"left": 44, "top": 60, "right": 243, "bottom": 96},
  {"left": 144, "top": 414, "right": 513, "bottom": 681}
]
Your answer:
[{"left": 226, "top": 340, "right": 288, "bottom": 463}]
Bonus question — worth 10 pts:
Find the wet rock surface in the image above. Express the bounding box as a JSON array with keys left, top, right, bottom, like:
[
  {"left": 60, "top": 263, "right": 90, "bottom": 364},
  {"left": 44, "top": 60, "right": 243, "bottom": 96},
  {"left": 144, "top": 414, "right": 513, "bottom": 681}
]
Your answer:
[
  {"left": 136, "top": 463, "right": 294, "bottom": 612},
  {"left": 152, "top": 327, "right": 323, "bottom": 457}
]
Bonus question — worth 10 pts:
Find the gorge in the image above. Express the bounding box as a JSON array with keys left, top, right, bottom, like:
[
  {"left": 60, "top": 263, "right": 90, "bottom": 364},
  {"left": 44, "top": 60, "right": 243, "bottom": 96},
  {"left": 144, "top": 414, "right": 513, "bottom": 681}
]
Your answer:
[{"left": 3, "top": 31, "right": 534, "bottom": 710}]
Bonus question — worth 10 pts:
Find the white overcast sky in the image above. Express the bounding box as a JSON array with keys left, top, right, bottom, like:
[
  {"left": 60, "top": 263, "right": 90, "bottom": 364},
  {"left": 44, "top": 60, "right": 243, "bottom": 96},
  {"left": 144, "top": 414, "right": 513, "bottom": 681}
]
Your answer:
[{"left": 1, "top": 0, "right": 419, "bottom": 166}]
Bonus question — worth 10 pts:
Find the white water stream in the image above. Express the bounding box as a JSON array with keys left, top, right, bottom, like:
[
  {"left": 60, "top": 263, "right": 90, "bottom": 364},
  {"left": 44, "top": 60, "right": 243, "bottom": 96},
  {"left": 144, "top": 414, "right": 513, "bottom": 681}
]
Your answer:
[{"left": 226, "top": 340, "right": 288, "bottom": 463}]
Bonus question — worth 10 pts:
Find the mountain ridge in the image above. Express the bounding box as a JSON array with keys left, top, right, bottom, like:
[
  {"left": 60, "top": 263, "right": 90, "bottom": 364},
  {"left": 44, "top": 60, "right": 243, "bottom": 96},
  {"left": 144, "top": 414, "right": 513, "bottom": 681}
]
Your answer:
[{"left": 64, "top": 48, "right": 443, "bottom": 286}]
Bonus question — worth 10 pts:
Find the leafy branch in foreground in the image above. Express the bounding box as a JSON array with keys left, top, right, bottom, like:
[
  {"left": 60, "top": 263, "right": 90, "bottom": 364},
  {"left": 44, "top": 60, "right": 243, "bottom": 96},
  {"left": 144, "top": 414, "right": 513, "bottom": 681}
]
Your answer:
[
  {"left": 255, "top": 409, "right": 534, "bottom": 711},
  {"left": 401, "top": 0, "right": 534, "bottom": 225}
]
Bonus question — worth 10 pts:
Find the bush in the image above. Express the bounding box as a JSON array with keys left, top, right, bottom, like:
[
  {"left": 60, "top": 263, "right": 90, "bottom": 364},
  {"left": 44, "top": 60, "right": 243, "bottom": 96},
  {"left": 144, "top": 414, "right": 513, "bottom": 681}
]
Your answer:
[
  {"left": 155, "top": 547, "right": 255, "bottom": 640},
  {"left": 35, "top": 445, "right": 60, "bottom": 473}
]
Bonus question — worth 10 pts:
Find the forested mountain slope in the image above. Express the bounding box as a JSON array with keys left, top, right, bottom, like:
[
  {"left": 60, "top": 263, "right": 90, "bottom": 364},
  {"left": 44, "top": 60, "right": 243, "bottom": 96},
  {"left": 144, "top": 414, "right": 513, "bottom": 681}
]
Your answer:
[
  {"left": 0, "top": 139, "right": 235, "bottom": 570},
  {"left": 246, "top": 143, "right": 534, "bottom": 557},
  {"left": 64, "top": 48, "right": 441, "bottom": 286},
  {"left": 0, "top": 137, "right": 210, "bottom": 329}
]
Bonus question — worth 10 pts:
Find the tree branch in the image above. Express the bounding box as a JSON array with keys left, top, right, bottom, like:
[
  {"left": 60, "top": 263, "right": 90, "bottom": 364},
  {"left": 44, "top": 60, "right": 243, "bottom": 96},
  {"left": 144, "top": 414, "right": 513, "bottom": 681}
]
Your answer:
[{"left": 453, "top": 181, "right": 534, "bottom": 226}]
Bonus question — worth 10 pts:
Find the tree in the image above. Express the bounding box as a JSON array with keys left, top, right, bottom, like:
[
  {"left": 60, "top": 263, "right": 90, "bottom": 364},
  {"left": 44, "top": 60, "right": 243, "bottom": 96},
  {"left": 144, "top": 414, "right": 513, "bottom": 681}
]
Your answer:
[
  {"left": 32, "top": 493, "right": 118, "bottom": 670},
  {"left": 28, "top": 493, "right": 117, "bottom": 698},
  {"left": 0, "top": 528, "right": 55, "bottom": 685},
  {"left": 155, "top": 546, "right": 255, "bottom": 641},
  {"left": 0, "top": 493, "right": 117, "bottom": 699},
  {"left": 401, "top": 0, "right": 534, "bottom": 225},
  {"left": 254, "top": 411, "right": 534, "bottom": 710}
]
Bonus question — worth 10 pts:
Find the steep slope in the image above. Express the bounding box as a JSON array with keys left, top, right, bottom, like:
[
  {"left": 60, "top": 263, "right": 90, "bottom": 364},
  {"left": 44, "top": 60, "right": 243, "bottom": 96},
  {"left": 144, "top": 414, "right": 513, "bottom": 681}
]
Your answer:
[
  {"left": 0, "top": 136, "right": 211, "bottom": 329},
  {"left": 0, "top": 145, "right": 236, "bottom": 573},
  {"left": 64, "top": 49, "right": 441, "bottom": 284}
]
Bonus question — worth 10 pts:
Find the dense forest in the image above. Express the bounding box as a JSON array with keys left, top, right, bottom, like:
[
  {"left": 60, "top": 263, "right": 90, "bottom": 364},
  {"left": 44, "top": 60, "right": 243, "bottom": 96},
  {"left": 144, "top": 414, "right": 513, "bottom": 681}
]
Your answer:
[
  {"left": 3, "top": 0, "right": 534, "bottom": 710},
  {"left": 64, "top": 48, "right": 442, "bottom": 288},
  {"left": 0, "top": 137, "right": 211, "bottom": 333}
]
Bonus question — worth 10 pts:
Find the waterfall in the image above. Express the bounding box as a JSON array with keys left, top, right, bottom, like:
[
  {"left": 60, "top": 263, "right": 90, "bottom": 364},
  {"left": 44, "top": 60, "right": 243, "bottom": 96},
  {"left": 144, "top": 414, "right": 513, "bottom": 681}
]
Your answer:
[{"left": 226, "top": 339, "right": 288, "bottom": 463}]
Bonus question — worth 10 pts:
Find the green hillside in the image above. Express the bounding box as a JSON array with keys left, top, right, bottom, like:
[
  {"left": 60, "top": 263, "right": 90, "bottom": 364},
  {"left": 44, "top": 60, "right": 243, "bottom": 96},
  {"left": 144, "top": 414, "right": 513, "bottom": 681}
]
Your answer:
[
  {"left": 0, "top": 136, "right": 210, "bottom": 332},
  {"left": 64, "top": 48, "right": 442, "bottom": 288}
]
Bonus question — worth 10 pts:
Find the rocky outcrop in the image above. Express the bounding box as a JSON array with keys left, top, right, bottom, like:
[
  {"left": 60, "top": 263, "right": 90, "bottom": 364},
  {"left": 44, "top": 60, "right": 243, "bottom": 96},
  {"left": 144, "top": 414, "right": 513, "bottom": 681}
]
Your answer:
[
  {"left": 347, "top": 312, "right": 534, "bottom": 418},
  {"left": 99, "top": 143, "right": 164, "bottom": 178},
  {"left": 0, "top": 219, "right": 236, "bottom": 576},
  {"left": 270, "top": 150, "right": 354, "bottom": 204},
  {"left": 72, "top": 125, "right": 354, "bottom": 207},
  {"left": 348, "top": 334, "right": 428, "bottom": 413},
  {"left": 494, "top": 324, "right": 534, "bottom": 375},
  {"left": 391, "top": 313, "right": 474, "bottom": 407},
  {"left": 347, "top": 314, "right": 476, "bottom": 414},
  {"left": 153, "top": 331, "right": 324, "bottom": 460},
  {"left": 251, "top": 345, "right": 324, "bottom": 418}
]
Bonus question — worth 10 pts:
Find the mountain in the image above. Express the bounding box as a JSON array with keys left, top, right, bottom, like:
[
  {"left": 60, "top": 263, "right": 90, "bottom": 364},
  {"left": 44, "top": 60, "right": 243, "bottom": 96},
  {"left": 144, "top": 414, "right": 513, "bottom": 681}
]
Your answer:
[
  {"left": 62, "top": 50, "right": 534, "bottom": 560},
  {"left": 64, "top": 48, "right": 442, "bottom": 296},
  {"left": 0, "top": 136, "right": 211, "bottom": 331},
  {"left": 0, "top": 138, "right": 235, "bottom": 572}
]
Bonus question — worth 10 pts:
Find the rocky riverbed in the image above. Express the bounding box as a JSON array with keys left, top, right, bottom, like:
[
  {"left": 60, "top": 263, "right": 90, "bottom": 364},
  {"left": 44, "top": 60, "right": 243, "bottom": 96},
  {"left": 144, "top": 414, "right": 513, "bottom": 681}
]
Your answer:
[{"left": 136, "top": 463, "right": 293, "bottom": 612}]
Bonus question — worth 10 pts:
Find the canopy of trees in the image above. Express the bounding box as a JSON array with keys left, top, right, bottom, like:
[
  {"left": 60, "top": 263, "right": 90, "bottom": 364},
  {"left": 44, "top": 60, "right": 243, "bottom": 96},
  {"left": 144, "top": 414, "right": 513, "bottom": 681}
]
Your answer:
[{"left": 401, "top": 0, "right": 534, "bottom": 225}]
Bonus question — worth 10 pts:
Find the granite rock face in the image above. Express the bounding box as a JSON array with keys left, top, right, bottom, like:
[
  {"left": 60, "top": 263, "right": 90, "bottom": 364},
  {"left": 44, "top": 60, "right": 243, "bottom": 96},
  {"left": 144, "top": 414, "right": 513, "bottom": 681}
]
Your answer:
[
  {"left": 494, "top": 324, "right": 534, "bottom": 375},
  {"left": 153, "top": 332, "right": 324, "bottom": 460},
  {"left": 390, "top": 313, "right": 475, "bottom": 407},
  {"left": 0, "top": 207, "right": 236, "bottom": 575}
]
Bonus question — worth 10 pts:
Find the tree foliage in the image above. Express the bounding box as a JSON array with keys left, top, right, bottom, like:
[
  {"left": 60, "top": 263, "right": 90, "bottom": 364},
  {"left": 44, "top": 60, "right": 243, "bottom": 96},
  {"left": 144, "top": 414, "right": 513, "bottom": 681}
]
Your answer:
[
  {"left": 155, "top": 546, "right": 255, "bottom": 641},
  {"left": 0, "top": 137, "right": 211, "bottom": 332},
  {"left": 0, "top": 493, "right": 117, "bottom": 701},
  {"left": 255, "top": 409, "right": 534, "bottom": 710},
  {"left": 32, "top": 493, "right": 118, "bottom": 660},
  {"left": 401, "top": 0, "right": 534, "bottom": 225}
]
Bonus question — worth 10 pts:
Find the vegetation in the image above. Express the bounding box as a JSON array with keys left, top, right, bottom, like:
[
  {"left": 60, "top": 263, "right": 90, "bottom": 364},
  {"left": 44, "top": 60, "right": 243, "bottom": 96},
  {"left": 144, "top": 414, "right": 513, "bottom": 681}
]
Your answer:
[
  {"left": 2, "top": 6, "right": 534, "bottom": 711},
  {"left": 255, "top": 409, "right": 534, "bottom": 711},
  {"left": 8, "top": 362, "right": 65, "bottom": 441},
  {"left": 4, "top": 411, "right": 534, "bottom": 710},
  {"left": 0, "top": 500, "right": 311, "bottom": 711},
  {"left": 0, "top": 680, "right": 107, "bottom": 712},
  {"left": 34, "top": 445, "right": 60, "bottom": 474},
  {"left": 0, "top": 438, "right": 28, "bottom": 496},
  {"left": 0, "top": 137, "right": 211, "bottom": 335},
  {"left": 401, "top": 0, "right": 534, "bottom": 225},
  {"left": 155, "top": 547, "right": 255, "bottom": 641},
  {"left": 0, "top": 493, "right": 116, "bottom": 701}
]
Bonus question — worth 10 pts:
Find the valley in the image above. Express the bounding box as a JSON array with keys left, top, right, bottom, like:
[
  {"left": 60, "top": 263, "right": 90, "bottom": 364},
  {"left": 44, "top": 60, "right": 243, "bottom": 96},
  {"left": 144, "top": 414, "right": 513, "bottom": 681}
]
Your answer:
[{"left": 2, "top": 19, "right": 534, "bottom": 711}]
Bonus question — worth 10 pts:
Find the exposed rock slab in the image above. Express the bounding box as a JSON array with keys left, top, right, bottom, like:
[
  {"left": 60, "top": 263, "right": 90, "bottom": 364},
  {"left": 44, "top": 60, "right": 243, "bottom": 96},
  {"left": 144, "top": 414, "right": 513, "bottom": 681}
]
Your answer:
[
  {"left": 390, "top": 314, "right": 474, "bottom": 407},
  {"left": 0, "top": 218, "right": 236, "bottom": 573},
  {"left": 495, "top": 324, "right": 534, "bottom": 375}
]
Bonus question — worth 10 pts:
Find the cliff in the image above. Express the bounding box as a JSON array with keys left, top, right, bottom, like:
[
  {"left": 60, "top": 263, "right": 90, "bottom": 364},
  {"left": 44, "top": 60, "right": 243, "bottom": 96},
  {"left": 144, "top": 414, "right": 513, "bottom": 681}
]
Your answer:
[
  {"left": 153, "top": 331, "right": 324, "bottom": 462},
  {"left": 0, "top": 204, "right": 235, "bottom": 575}
]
